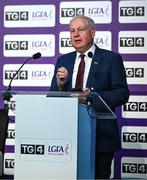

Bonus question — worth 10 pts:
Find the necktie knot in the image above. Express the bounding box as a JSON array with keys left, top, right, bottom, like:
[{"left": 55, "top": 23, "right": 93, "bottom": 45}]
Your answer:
[{"left": 80, "top": 54, "right": 85, "bottom": 60}]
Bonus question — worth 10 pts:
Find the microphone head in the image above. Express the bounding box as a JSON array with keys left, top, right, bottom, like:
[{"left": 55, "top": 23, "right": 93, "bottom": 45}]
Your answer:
[
  {"left": 88, "top": 52, "right": 93, "bottom": 58},
  {"left": 32, "top": 52, "right": 41, "bottom": 59}
]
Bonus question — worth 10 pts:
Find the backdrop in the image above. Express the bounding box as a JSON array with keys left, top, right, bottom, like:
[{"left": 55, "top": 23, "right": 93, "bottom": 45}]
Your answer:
[{"left": 0, "top": 0, "right": 147, "bottom": 178}]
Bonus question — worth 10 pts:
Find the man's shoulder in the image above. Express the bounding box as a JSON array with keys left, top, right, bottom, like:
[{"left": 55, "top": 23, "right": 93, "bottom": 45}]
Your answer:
[
  {"left": 96, "top": 46, "right": 120, "bottom": 57},
  {"left": 58, "top": 51, "right": 76, "bottom": 59},
  {"left": 95, "top": 47, "right": 122, "bottom": 62}
]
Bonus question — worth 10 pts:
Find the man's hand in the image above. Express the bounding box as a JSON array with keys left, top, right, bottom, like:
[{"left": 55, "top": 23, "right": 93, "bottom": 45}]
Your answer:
[
  {"left": 56, "top": 67, "right": 68, "bottom": 90},
  {"left": 77, "top": 88, "right": 91, "bottom": 104}
]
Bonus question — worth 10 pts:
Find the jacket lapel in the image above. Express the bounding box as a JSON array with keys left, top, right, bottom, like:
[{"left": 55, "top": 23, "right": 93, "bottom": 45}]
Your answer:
[
  {"left": 67, "top": 52, "right": 77, "bottom": 89},
  {"left": 86, "top": 46, "right": 103, "bottom": 88}
]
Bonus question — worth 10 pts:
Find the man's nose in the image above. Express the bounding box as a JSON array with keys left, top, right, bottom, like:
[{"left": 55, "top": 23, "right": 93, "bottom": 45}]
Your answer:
[{"left": 73, "top": 30, "right": 80, "bottom": 36}]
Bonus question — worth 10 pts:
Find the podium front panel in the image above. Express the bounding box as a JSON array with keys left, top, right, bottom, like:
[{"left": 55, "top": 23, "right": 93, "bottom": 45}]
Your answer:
[
  {"left": 78, "top": 103, "right": 96, "bottom": 179},
  {"left": 14, "top": 95, "right": 78, "bottom": 179}
]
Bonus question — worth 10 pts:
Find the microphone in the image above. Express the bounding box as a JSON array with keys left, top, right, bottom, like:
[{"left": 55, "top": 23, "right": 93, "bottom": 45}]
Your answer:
[
  {"left": 7, "top": 52, "right": 41, "bottom": 91},
  {"left": 32, "top": 52, "right": 41, "bottom": 59},
  {"left": 88, "top": 52, "right": 93, "bottom": 58},
  {"left": 88, "top": 51, "right": 96, "bottom": 92}
]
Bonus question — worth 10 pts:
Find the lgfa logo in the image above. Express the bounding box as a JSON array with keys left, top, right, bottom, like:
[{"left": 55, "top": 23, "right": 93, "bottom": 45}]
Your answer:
[
  {"left": 48, "top": 144, "right": 69, "bottom": 156},
  {"left": 88, "top": 6, "right": 110, "bottom": 16}
]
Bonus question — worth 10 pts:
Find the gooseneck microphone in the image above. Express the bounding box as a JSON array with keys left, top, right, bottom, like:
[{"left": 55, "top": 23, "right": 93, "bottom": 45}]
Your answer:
[
  {"left": 88, "top": 51, "right": 93, "bottom": 58},
  {"left": 2, "top": 52, "right": 41, "bottom": 126},
  {"left": 3, "top": 52, "right": 41, "bottom": 106},
  {"left": 7, "top": 52, "right": 41, "bottom": 91},
  {"left": 32, "top": 52, "right": 41, "bottom": 60}
]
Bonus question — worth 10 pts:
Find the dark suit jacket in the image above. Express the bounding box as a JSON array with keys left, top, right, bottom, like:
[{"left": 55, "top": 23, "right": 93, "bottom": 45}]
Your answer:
[{"left": 50, "top": 45, "right": 130, "bottom": 152}]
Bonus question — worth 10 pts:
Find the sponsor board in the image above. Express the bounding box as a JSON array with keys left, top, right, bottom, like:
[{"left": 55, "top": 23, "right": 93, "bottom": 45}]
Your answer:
[
  {"left": 4, "top": 5, "right": 55, "bottom": 27},
  {"left": 122, "top": 95, "right": 147, "bottom": 119},
  {"left": 119, "top": 31, "right": 147, "bottom": 54},
  {"left": 4, "top": 34, "right": 55, "bottom": 57},
  {"left": 60, "top": 1, "right": 112, "bottom": 24},
  {"left": 4, "top": 153, "right": 15, "bottom": 175},
  {"left": 3, "top": 64, "right": 55, "bottom": 87},
  {"left": 121, "top": 157, "right": 147, "bottom": 178},
  {"left": 122, "top": 126, "right": 147, "bottom": 149},
  {"left": 124, "top": 61, "right": 147, "bottom": 85},
  {"left": 119, "top": 1, "right": 147, "bottom": 23},
  {"left": 5, "top": 123, "right": 15, "bottom": 146}
]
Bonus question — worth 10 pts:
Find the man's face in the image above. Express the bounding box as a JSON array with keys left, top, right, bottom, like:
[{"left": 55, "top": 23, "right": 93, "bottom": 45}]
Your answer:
[{"left": 69, "top": 18, "right": 95, "bottom": 53}]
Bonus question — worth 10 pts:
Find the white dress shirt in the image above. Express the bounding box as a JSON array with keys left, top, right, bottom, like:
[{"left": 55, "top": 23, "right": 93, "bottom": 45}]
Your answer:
[{"left": 72, "top": 44, "right": 96, "bottom": 88}]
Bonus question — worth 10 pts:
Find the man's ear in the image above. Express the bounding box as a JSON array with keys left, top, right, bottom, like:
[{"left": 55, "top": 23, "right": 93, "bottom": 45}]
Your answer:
[{"left": 91, "top": 28, "right": 96, "bottom": 38}]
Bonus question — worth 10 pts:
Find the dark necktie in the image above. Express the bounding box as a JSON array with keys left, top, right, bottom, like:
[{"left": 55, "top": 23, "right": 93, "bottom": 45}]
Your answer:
[{"left": 75, "top": 54, "right": 85, "bottom": 88}]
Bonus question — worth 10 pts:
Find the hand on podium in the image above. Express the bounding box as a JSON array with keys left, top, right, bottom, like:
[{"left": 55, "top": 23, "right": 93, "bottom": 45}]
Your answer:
[{"left": 71, "top": 88, "right": 92, "bottom": 105}]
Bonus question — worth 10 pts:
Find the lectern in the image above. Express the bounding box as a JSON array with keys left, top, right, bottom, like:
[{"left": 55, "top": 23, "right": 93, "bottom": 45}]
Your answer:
[{"left": 1, "top": 91, "right": 116, "bottom": 179}]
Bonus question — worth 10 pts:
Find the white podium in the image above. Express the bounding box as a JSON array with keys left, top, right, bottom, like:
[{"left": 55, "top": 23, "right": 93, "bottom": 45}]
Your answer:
[{"left": 14, "top": 92, "right": 96, "bottom": 179}]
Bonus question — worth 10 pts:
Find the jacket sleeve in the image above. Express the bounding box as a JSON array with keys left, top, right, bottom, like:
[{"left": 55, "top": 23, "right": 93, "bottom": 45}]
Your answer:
[{"left": 50, "top": 58, "right": 60, "bottom": 91}]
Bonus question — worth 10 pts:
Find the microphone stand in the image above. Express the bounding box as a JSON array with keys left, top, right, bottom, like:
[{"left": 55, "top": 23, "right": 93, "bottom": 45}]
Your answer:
[
  {"left": 3, "top": 57, "right": 32, "bottom": 110},
  {"left": 3, "top": 52, "right": 41, "bottom": 110}
]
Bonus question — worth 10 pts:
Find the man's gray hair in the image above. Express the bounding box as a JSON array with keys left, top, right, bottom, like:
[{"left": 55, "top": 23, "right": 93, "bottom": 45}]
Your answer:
[{"left": 70, "top": 15, "right": 95, "bottom": 29}]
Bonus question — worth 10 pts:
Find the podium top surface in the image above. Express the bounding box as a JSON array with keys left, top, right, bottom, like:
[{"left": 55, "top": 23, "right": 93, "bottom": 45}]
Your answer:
[
  {"left": 1, "top": 91, "right": 82, "bottom": 97},
  {"left": 1, "top": 90, "right": 48, "bottom": 96},
  {"left": 1, "top": 91, "right": 116, "bottom": 119}
]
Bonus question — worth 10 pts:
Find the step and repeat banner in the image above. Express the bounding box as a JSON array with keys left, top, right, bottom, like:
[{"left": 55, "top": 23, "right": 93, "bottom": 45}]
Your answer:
[{"left": 0, "top": 0, "right": 147, "bottom": 178}]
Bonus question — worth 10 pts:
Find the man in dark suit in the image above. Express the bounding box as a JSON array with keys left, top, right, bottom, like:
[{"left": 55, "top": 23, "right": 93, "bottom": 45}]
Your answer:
[{"left": 50, "top": 15, "right": 129, "bottom": 179}]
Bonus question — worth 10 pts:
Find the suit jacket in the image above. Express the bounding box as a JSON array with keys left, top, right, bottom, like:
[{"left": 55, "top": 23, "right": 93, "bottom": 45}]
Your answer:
[{"left": 50, "top": 45, "right": 130, "bottom": 152}]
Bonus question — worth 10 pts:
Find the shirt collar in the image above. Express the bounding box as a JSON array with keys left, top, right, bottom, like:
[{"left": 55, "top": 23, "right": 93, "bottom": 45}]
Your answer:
[{"left": 76, "top": 44, "right": 95, "bottom": 58}]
